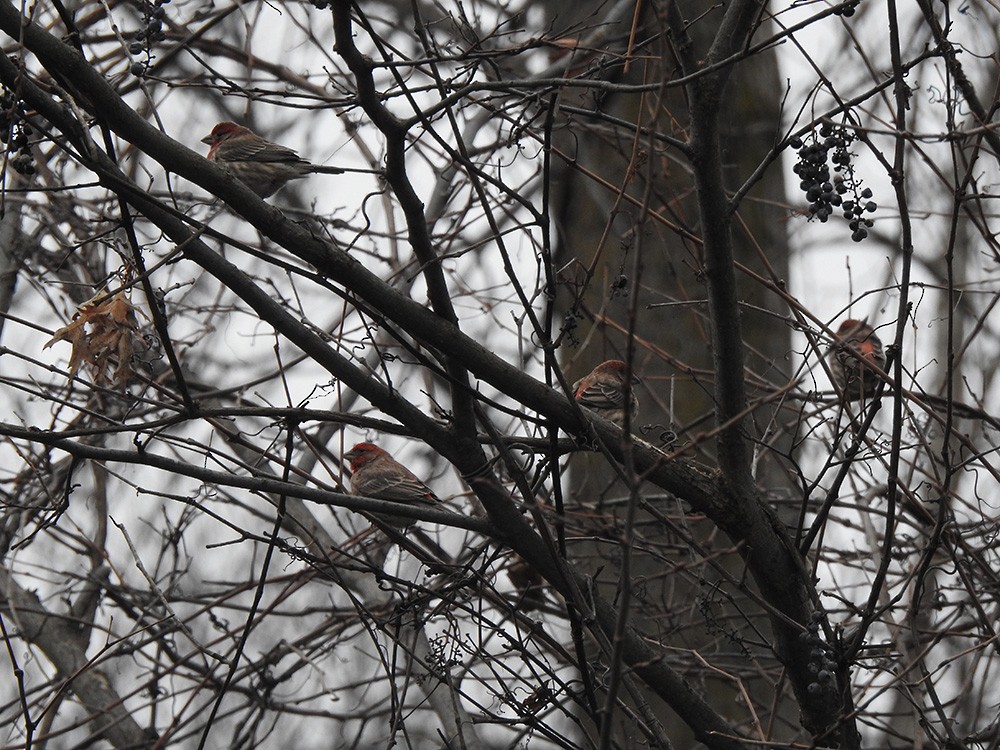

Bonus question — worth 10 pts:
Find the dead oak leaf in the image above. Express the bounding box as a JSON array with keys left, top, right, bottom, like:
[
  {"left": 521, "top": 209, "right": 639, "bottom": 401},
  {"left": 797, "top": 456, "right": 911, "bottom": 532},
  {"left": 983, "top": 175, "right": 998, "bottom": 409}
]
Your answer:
[{"left": 44, "top": 291, "right": 145, "bottom": 386}]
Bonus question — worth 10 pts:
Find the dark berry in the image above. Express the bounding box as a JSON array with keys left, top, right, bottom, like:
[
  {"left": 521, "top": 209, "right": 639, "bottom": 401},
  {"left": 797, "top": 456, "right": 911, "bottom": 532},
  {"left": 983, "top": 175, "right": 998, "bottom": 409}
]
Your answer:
[
  {"left": 11, "top": 153, "right": 34, "bottom": 175},
  {"left": 130, "top": 62, "right": 146, "bottom": 77},
  {"left": 128, "top": 41, "right": 143, "bottom": 55},
  {"left": 865, "top": 201, "right": 877, "bottom": 212}
]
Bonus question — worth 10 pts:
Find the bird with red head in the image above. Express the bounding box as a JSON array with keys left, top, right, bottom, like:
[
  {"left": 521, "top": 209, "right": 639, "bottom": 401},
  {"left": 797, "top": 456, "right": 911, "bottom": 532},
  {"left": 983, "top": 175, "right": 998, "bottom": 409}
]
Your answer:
[
  {"left": 572, "top": 359, "right": 641, "bottom": 428},
  {"left": 201, "top": 121, "right": 346, "bottom": 198},
  {"left": 829, "top": 319, "right": 886, "bottom": 400},
  {"left": 343, "top": 442, "right": 440, "bottom": 528}
]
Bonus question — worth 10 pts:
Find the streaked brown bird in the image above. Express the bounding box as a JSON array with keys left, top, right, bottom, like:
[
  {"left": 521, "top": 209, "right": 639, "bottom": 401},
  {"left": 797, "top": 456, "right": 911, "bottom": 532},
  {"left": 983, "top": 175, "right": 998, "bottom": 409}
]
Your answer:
[
  {"left": 343, "top": 442, "right": 440, "bottom": 527},
  {"left": 201, "top": 121, "right": 346, "bottom": 198},
  {"left": 572, "top": 359, "right": 640, "bottom": 428},
  {"left": 829, "top": 319, "right": 886, "bottom": 400}
]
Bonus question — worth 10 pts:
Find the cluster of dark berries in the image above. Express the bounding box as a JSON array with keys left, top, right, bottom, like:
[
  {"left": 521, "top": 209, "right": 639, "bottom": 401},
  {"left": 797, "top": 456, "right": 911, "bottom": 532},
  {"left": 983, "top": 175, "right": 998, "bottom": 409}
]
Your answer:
[
  {"left": 0, "top": 92, "right": 35, "bottom": 177},
  {"left": 842, "top": 187, "right": 876, "bottom": 242},
  {"left": 561, "top": 310, "right": 580, "bottom": 347},
  {"left": 427, "top": 633, "right": 461, "bottom": 670},
  {"left": 609, "top": 273, "right": 628, "bottom": 298},
  {"left": 127, "top": 0, "right": 170, "bottom": 78},
  {"left": 799, "top": 612, "right": 837, "bottom": 695},
  {"left": 790, "top": 122, "right": 877, "bottom": 242},
  {"left": 697, "top": 592, "right": 751, "bottom": 656},
  {"left": 833, "top": 0, "right": 860, "bottom": 17},
  {"left": 611, "top": 231, "right": 634, "bottom": 298}
]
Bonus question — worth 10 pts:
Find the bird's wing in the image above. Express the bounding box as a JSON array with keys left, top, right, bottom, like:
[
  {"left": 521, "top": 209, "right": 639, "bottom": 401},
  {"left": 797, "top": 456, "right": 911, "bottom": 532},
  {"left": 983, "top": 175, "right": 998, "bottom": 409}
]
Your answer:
[
  {"left": 355, "top": 472, "right": 439, "bottom": 506},
  {"left": 576, "top": 380, "right": 626, "bottom": 409},
  {"left": 226, "top": 139, "right": 307, "bottom": 165}
]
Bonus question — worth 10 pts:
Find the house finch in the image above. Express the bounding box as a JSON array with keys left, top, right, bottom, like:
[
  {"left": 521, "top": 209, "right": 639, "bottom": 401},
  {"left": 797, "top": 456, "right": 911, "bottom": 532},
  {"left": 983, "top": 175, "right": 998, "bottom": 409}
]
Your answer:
[
  {"left": 507, "top": 555, "right": 547, "bottom": 612},
  {"left": 829, "top": 319, "right": 886, "bottom": 399},
  {"left": 572, "top": 359, "right": 640, "bottom": 428},
  {"left": 201, "top": 121, "right": 346, "bottom": 198},
  {"left": 343, "top": 442, "right": 440, "bottom": 527}
]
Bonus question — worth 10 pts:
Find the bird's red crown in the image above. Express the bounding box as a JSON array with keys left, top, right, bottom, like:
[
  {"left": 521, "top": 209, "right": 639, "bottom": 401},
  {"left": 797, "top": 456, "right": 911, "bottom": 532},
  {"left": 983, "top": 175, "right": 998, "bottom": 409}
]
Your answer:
[
  {"left": 344, "top": 442, "right": 386, "bottom": 470},
  {"left": 203, "top": 121, "right": 246, "bottom": 145},
  {"left": 836, "top": 319, "right": 867, "bottom": 335}
]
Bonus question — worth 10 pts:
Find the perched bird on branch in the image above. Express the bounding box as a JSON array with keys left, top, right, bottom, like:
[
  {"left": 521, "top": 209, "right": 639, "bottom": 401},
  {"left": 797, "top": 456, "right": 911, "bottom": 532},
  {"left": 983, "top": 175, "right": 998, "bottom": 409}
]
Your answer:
[
  {"left": 343, "top": 442, "right": 440, "bottom": 528},
  {"left": 829, "top": 319, "right": 886, "bottom": 400},
  {"left": 201, "top": 121, "right": 348, "bottom": 198},
  {"left": 572, "top": 359, "right": 640, "bottom": 428},
  {"left": 506, "top": 555, "right": 547, "bottom": 612}
]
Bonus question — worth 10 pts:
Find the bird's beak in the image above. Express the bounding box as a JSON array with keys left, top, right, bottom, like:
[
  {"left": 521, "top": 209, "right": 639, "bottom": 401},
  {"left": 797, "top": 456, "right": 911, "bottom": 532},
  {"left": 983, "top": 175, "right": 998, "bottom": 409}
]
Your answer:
[
  {"left": 200, "top": 135, "right": 214, "bottom": 145},
  {"left": 343, "top": 449, "right": 358, "bottom": 463}
]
